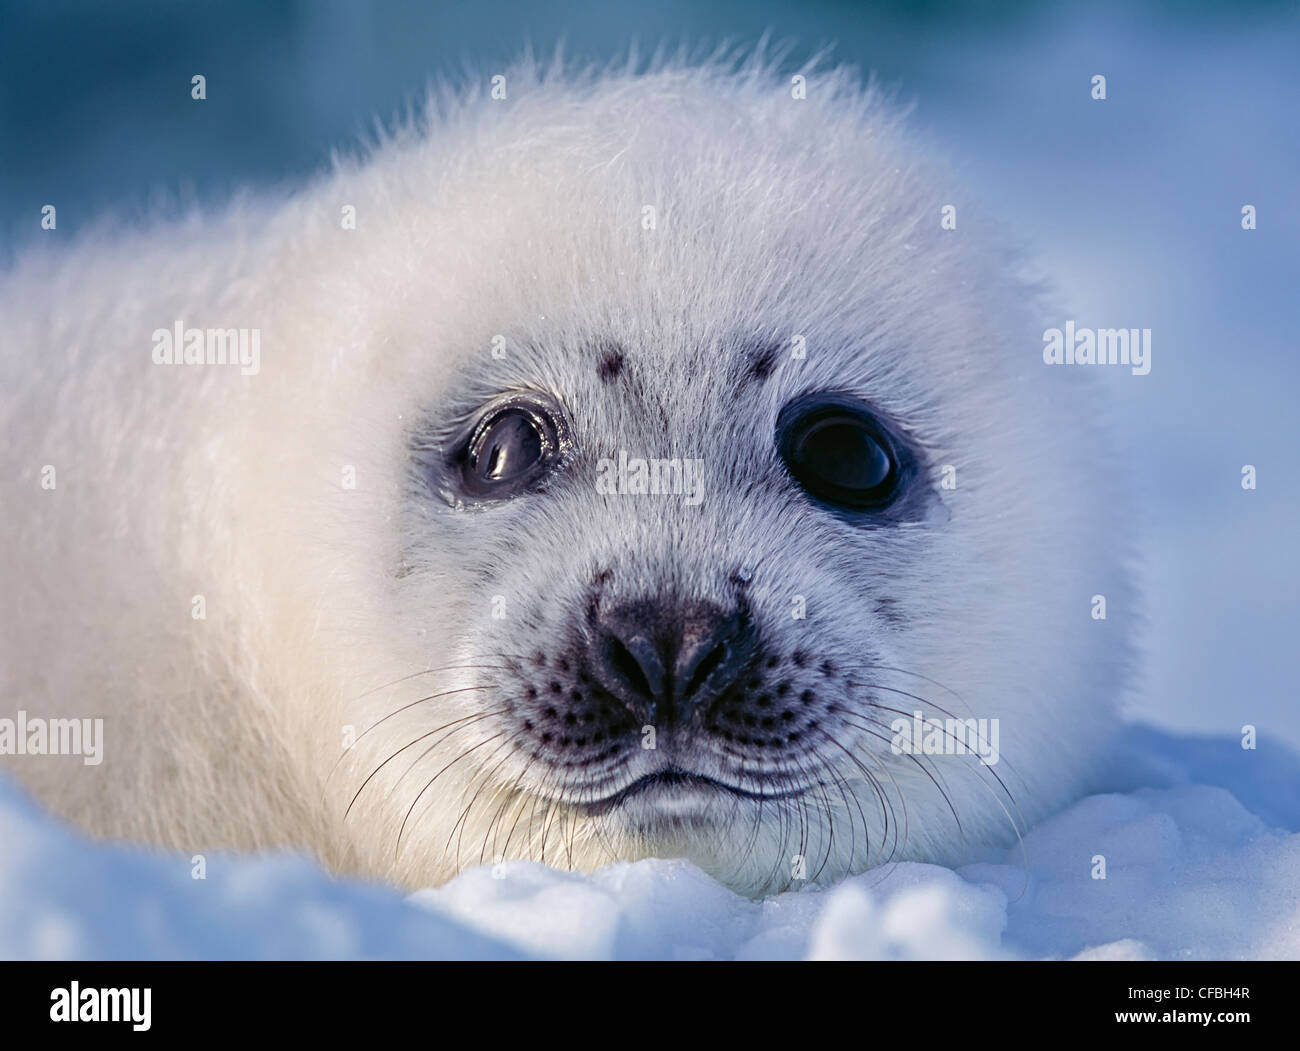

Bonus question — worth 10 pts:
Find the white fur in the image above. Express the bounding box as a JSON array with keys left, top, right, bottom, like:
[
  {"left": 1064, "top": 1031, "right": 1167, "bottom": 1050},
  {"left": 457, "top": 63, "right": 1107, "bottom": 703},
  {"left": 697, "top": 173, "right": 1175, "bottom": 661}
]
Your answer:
[{"left": 0, "top": 54, "right": 1133, "bottom": 896}]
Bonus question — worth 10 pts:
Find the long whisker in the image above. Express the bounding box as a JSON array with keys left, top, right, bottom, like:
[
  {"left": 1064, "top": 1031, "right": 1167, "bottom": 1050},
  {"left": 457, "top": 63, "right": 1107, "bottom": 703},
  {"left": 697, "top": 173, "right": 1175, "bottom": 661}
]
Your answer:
[
  {"left": 853, "top": 691, "right": 1023, "bottom": 817},
  {"left": 447, "top": 734, "right": 519, "bottom": 867},
  {"left": 839, "top": 675, "right": 1027, "bottom": 820},
  {"left": 397, "top": 731, "right": 506, "bottom": 856},
  {"left": 325, "top": 685, "right": 496, "bottom": 790},
  {"left": 835, "top": 712, "right": 965, "bottom": 835},
  {"left": 349, "top": 664, "right": 511, "bottom": 702},
  {"left": 344, "top": 707, "right": 504, "bottom": 820},
  {"left": 355, "top": 684, "right": 497, "bottom": 745}
]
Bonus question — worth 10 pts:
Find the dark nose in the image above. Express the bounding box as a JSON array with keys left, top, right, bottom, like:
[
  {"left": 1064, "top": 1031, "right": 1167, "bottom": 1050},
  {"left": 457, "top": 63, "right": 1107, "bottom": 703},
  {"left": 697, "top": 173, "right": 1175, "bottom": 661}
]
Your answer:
[{"left": 590, "top": 600, "right": 755, "bottom": 725}]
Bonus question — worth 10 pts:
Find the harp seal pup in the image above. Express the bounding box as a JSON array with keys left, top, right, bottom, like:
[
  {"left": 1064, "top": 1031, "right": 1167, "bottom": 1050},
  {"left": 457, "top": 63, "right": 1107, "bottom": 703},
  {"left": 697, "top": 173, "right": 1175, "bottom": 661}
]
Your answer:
[{"left": 0, "top": 56, "right": 1134, "bottom": 897}]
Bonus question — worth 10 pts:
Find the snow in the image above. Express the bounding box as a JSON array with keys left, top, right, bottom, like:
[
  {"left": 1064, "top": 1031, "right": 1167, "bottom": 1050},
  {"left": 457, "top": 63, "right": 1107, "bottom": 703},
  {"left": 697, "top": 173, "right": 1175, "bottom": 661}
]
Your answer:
[{"left": 3, "top": 725, "right": 1296, "bottom": 960}]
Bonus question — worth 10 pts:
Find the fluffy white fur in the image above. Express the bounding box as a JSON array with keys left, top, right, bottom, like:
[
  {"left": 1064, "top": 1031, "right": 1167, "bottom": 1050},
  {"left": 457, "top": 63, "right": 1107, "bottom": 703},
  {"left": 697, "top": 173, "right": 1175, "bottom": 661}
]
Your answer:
[{"left": 0, "top": 54, "right": 1133, "bottom": 896}]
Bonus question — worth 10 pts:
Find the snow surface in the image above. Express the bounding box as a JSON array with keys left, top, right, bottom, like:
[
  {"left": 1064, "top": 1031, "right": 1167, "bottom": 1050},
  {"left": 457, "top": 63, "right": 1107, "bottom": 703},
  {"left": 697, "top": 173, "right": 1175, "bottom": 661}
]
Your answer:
[{"left": 3, "top": 725, "right": 1297, "bottom": 960}]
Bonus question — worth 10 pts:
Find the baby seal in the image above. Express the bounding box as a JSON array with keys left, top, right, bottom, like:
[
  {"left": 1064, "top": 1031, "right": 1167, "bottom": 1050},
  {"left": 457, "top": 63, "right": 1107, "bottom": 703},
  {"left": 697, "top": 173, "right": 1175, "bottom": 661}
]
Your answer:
[{"left": 0, "top": 57, "right": 1133, "bottom": 896}]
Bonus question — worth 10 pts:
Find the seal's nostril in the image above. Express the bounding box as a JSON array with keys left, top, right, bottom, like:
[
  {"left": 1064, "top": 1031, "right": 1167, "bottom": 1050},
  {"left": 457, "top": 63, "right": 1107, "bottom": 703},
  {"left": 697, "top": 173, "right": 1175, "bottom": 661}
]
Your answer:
[
  {"left": 589, "top": 600, "right": 754, "bottom": 725},
  {"left": 682, "top": 640, "right": 726, "bottom": 701},
  {"left": 605, "top": 635, "right": 655, "bottom": 701}
]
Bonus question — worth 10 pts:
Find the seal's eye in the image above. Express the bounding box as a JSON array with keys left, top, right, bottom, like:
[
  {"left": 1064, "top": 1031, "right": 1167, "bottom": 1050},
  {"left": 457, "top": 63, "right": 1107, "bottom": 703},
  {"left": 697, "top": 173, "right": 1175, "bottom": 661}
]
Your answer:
[
  {"left": 777, "top": 394, "right": 903, "bottom": 512},
  {"left": 459, "top": 399, "right": 562, "bottom": 498}
]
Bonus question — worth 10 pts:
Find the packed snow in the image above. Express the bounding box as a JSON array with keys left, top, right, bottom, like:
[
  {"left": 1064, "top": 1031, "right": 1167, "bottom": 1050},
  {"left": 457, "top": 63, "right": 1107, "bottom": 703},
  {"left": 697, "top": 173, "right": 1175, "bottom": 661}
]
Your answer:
[{"left": 3, "top": 725, "right": 1296, "bottom": 960}]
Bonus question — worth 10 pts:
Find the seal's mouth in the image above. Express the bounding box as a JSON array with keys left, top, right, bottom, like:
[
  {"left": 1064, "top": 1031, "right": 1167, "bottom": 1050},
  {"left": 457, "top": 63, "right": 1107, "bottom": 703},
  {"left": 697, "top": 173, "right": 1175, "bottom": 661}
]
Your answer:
[{"left": 574, "top": 766, "right": 807, "bottom": 816}]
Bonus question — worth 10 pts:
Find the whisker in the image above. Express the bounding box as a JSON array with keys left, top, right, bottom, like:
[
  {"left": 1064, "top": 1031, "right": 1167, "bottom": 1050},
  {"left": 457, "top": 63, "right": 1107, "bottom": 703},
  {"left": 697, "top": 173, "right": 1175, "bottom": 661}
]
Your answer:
[
  {"left": 397, "top": 731, "right": 506, "bottom": 856},
  {"left": 349, "top": 664, "right": 511, "bottom": 702},
  {"left": 344, "top": 708, "right": 504, "bottom": 821},
  {"left": 852, "top": 692, "right": 1023, "bottom": 817},
  {"left": 447, "top": 735, "right": 519, "bottom": 867},
  {"left": 355, "top": 684, "right": 497, "bottom": 745},
  {"left": 325, "top": 685, "right": 496, "bottom": 791}
]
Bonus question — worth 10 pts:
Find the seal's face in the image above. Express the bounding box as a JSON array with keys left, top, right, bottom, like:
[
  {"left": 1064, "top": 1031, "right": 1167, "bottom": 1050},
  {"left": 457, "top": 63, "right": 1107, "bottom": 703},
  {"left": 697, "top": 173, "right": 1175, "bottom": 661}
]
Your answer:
[
  {"left": 316, "top": 70, "right": 1130, "bottom": 895},
  {"left": 402, "top": 344, "right": 963, "bottom": 892},
  {"left": 420, "top": 375, "right": 943, "bottom": 825},
  {"left": 371, "top": 309, "right": 1115, "bottom": 894}
]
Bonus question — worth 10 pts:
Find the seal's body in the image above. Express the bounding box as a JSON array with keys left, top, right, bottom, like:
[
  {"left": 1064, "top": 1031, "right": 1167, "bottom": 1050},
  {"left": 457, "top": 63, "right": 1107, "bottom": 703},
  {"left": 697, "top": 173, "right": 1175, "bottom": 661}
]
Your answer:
[{"left": 0, "top": 59, "right": 1132, "bottom": 895}]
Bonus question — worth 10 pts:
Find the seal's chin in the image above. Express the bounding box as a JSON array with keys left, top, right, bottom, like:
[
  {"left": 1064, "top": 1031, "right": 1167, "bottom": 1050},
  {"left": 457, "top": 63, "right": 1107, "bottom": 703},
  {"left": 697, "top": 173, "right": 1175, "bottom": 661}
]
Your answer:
[{"left": 574, "top": 766, "right": 805, "bottom": 819}]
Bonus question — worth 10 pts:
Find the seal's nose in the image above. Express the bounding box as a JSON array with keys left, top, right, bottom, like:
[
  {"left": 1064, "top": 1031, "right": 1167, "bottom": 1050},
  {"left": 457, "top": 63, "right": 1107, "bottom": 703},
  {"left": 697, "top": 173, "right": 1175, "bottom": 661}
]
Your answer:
[{"left": 589, "top": 600, "right": 755, "bottom": 725}]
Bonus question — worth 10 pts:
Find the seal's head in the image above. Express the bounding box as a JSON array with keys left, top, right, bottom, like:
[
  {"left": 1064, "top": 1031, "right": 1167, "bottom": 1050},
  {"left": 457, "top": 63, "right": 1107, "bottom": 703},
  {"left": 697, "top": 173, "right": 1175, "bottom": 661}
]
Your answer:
[{"left": 265, "top": 58, "right": 1133, "bottom": 895}]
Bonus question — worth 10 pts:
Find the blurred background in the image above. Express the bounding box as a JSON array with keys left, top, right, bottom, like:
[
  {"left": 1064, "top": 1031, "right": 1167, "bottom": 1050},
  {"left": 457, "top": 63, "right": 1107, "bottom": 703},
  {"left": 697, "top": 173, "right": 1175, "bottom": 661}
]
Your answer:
[{"left": 1, "top": 0, "right": 1297, "bottom": 747}]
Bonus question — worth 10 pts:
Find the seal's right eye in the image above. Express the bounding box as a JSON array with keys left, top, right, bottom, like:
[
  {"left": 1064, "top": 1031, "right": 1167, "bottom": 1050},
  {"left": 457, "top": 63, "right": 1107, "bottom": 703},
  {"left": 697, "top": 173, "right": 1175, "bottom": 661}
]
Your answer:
[{"left": 457, "top": 398, "right": 563, "bottom": 498}]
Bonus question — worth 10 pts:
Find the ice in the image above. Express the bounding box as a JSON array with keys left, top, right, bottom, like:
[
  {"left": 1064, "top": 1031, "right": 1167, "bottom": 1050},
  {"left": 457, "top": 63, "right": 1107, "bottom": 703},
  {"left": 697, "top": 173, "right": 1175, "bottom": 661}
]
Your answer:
[{"left": 3, "top": 725, "right": 1296, "bottom": 960}]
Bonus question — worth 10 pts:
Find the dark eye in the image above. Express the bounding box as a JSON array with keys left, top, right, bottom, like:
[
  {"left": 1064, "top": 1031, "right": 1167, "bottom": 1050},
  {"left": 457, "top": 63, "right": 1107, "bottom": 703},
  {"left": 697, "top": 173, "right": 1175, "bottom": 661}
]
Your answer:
[
  {"left": 458, "top": 399, "right": 563, "bottom": 498},
  {"left": 777, "top": 394, "right": 904, "bottom": 511}
]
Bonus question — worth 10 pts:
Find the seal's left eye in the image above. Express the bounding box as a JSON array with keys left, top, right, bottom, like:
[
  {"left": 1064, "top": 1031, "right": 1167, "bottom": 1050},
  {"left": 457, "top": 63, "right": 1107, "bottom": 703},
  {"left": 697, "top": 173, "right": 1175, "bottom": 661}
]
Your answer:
[
  {"left": 777, "top": 394, "right": 904, "bottom": 512},
  {"left": 459, "top": 400, "right": 561, "bottom": 497}
]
